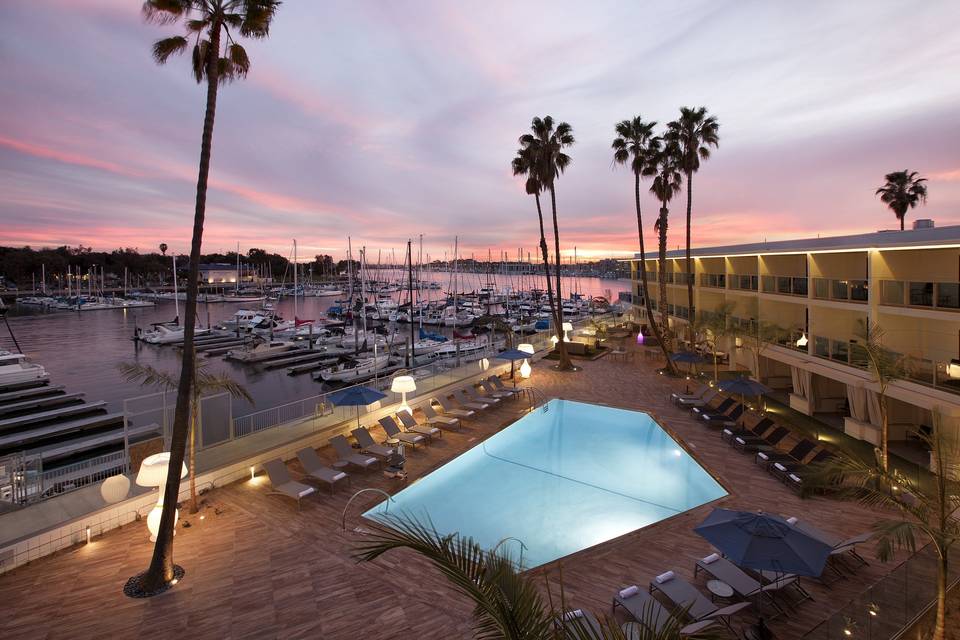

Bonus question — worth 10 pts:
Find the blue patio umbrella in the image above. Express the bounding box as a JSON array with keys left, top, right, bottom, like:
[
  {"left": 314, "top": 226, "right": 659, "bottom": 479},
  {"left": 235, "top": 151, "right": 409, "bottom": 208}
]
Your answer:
[
  {"left": 695, "top": 508, "right": 832, "bottom": 636},
  {"left": 328, "top": 385, "right": 388, "bottom": 430},
  {"left": 717, "top": 376, "right": 772, "bottom": 426},
  {"left": 670, "top": 351, "right": 705, "bottom": 364}
]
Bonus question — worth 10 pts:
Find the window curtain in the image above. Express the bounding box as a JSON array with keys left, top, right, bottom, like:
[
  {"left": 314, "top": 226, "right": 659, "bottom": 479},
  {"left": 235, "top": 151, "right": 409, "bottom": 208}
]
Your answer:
[
  {"left": 846, "top": 384, "right": 882, "bottom": 426},
  {"left": 791, "top": 366, "right": 811, "bottom": 398}
]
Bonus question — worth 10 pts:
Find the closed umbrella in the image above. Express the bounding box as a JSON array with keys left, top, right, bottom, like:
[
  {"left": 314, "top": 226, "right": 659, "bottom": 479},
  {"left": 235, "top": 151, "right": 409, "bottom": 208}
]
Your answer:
[
  {"left": 695, "top": 508, "right": 832, "bottom": 638},
  {"left": 328, "top": 385, "right": 388, "bottom": 430},
  {"left": 716, "top": 376, "right": 772, "bottom": 426}
]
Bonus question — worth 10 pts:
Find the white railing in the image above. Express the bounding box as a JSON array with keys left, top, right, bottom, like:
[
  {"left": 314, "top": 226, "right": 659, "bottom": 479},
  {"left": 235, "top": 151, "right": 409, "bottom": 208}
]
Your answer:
[{"left": 39, "top": 451, "right": 127, "bottom": 498}]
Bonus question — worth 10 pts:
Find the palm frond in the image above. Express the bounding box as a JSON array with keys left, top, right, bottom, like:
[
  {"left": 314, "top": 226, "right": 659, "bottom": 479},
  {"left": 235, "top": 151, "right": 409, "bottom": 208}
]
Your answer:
[
  {"left": 152, "top": 36, "right": 188, "bottom": 64},
  {"left": 239, "top": 0, "right": 282, "bottom": 38},
  {"left": 117, "top": 362, "right": 179, "bottom": 391},
  {"left": 142, "top": 0, "right": 192, "bottom": 25}
]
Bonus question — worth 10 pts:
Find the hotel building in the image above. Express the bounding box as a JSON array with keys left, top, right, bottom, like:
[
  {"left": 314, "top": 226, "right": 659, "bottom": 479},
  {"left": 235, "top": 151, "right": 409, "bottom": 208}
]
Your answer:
[{"left": 628, "top": 222, "right": 960, "bottom": 469}]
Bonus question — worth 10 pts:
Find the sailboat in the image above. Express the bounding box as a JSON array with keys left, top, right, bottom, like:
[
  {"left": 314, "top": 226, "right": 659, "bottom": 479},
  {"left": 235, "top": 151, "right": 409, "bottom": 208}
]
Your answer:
[{"left": 315, "top": 353, "right": 391, "bottom": 383}]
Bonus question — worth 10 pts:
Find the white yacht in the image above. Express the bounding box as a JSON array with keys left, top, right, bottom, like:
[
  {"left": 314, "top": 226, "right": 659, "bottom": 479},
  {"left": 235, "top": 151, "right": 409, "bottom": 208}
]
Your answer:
[
  {"left": 316, "top": 353, "right": 390, "bottom": 383},
  {"left": 140, "top": 324, "right": 212, "bottom": 344},
  {"left": 0, "top": 352, "right": 49, "bottom": 387}
]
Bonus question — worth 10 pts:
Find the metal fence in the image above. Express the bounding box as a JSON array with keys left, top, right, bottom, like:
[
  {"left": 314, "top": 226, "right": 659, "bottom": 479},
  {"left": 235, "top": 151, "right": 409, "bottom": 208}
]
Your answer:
[{"left": 802, "top": 543, "right": 960, "bottom": 640}]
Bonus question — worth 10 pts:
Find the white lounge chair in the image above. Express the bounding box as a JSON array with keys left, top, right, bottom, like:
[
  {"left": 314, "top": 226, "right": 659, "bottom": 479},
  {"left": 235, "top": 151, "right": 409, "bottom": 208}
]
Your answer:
[
  {"left": 421, "top": 403, "right": 460, "bottom": 429},
  {"left": 433, "top": 396, "right": 474, "bottom": 418},
  {"left": 396, "top": 410, "right": 441, "bottom": 439},
  {"left": 296, "top": 447, "right": 350, "bottom": 493},
  {"left": 330, "top": 435, "right": 380, "bottom": 470},
  {"left": 262, "top": 458, "right": 316, "bottom": 510}
]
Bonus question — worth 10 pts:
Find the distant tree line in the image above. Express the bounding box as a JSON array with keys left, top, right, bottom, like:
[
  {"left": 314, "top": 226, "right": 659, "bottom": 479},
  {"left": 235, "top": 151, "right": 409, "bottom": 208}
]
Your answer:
[{"left": 0, "top": 245, "right": 350, "bottom": 286}]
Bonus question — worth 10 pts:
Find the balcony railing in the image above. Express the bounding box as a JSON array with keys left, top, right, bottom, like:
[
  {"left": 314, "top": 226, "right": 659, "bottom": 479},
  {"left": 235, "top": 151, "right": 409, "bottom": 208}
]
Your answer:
[
  {"left": 812, "top": 277, "right": 868, "bottom": 303},
  {"left": 809, "top": 334, "right": 960, "bottom": 396},
  {"left": 729, "top": 274, "right": 758, "bottom": 291},
  {"left": 761, "top": 274, "right": 808, "bottom": 297},
  {"left": 880, "top": 279, "right": 960, "bottom": 311},
  {"left": 699, "top": 273, "right": 726, "bottom": 289}
]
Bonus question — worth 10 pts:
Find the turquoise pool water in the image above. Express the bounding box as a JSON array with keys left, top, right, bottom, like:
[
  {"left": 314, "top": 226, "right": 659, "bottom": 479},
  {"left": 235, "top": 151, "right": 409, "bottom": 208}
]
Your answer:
[{"left": 363, "top": 399, "right": 726, "bottom": 568}]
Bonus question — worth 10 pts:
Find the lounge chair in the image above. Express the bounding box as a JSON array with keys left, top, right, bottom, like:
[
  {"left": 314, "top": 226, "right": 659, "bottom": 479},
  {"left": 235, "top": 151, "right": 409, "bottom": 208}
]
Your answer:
[
  {"left": 479, "top": 379, "right": 512, "bottom": 399},
  {"left": 671, "top": 383, "right": 709, "bottom": 405},
  {"left": 700, "top": 403, "right": 745, "bottom": 428},
  {"left": 262, "top": 458, "right": 315, "bottom": 510},
  {"left": 487, "top": 375, "right": 519, "bottom": 396},
  {"left": 433, "top": 396, "right": 474, "bottom": 418},
  {"left": 351, "top": 427, "right": 396, "bottom": 459},
  {"left": 466, "top": 385, "right": 500, "bottom": 405},
  {"left": 721, "top": 417, "right": 773, "bottom": 443},
  {"left": 770, "top": 449, "right": 835, "bottom": 478},
  {"left": 732, "top": 426, "right": 789, "bottom": 453},
  {"left": 691, "top": 397, "right": 735, "bottom": 418},
  {"left": 613, "top": 584, "right": 674, "bottom": 632},
  {"left": 648, "top": 571, "right": 751, "bottom": 632},
  {"left": 694, "top": 554, "right": 799, "bottom": 614},
  {"left": 421, "top": 402, "right": 461, "bottom": 429},
  {"left": 783, "top": 518, "right": 869, "bottom": 577},
  {"left": 755, "top": 439, "right": 817, "bottom": 470},
  {"left": 453, "top": 388, "right": 489, "bottom": 410},
  {"left": 396, "top": 410, "right": 441, "bottom": 439},
  {"left": 330, "top": 435, "right": 380, "bottom": 470},
  {"left": 677, "top": 388, "right": 719, "bottom": 409},
  {"left": 554, "top": 609, "right": 602, "bottom": 636},
  {"left": 378, "top": 416, "right": 425, "bottom": 448},
  {"left": 621, "top": 620, "right": 716, "bottom": 638},
  {"left": 296, "top": 447, "right": 350, "bottom": 493}
]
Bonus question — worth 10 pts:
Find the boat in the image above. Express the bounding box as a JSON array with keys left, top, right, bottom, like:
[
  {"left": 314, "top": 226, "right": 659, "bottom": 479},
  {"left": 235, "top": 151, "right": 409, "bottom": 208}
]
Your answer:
[
  {"left": 0, "top": 352, "right": 49, "bottom": 387},
  {"left": 315, "top": 353, "right": 391, "bottom": 383},
  {"left": 225, "top": 340, "right": 298, "bottom": 363},
  {"left": 140, "top": 324, "right": 212, "bottom": 344}
]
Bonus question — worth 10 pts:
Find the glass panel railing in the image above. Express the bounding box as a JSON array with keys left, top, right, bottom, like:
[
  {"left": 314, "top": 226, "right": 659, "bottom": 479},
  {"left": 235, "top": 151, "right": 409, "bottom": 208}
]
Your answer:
[
  {"left": 909, "top": 281, "right": 933, "bottom": 306},
  {"left": 812, "top": 278, "right": 867, "bottom": 302},
  {"left": 730, "top": 274, "right": 758, "bottom": 291},
  {"left": 881, "top": 280, "right": 906, "bottom": 305},
  {"left": 879, "top": 280, "right": 959, "bottom": 310},
  {"left": 937, "top": 282, "right": 960, "bottom": 309}
]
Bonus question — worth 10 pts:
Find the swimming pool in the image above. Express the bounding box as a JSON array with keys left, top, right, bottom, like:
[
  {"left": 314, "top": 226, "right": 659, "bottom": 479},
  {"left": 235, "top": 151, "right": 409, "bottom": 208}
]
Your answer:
[{"left": 364, "top": 399, "right": 726, "bottom": 568}]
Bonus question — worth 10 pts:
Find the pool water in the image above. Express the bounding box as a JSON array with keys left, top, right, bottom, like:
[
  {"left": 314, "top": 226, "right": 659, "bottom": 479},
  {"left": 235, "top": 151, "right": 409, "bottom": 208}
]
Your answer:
[{"left": 364, "top": 399, "right": 726, "bottom": 568}]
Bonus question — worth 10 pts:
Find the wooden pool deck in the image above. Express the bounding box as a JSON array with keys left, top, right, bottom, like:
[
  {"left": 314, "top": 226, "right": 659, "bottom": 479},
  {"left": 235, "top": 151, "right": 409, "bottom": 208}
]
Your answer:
[{"left": 0, "top": 346, "right": 906, "bottom": 639}]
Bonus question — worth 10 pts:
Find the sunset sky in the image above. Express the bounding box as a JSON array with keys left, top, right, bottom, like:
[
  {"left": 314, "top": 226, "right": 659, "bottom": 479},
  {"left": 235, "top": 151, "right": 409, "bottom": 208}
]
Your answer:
[{"left": 1, "top": 1, "right": 959, "bottom": 262}]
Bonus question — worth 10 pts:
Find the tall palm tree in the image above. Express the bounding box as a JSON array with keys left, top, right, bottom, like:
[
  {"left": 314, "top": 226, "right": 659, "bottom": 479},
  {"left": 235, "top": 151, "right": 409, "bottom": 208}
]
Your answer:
[
  {"left": 512, "top": 146, "right": 564, "bottom": 367},
  {"left": 612, "top": 117, "right": 675, "bottom": 374},
  {"left": 666, "top": 108, "right": 719, "bottom": 330},
  {"left": 807, "top": 410, "right": 958, "bottom": 640},
  {"left": 131, "top": 0, "right": 280, "bottom": 597},
  {"left": 875, "top": 170, "right": 928, "bottom": 231},
  {"left": 645, "top": 140, "right": 683, "bottom": 354},
  {"left": 118, "top": 358, "right": 252, "bottom": 514},
  {"left": 520, "top": 116, "right": 576, "bottom": 371},
  {"left": 354, "top": 514, "right": 710, "bottom": 640}
]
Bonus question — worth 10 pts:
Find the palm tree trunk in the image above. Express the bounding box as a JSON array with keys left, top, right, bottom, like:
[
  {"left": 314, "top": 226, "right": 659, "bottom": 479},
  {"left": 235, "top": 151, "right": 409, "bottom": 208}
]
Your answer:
[
  {"left": 134, "top": 22, "right": 221, "bottom": 594},
  {"left": 189, "top": 395, "right": 198, "bottom": 514},
  {"left": 634, "top": 173, "right": 675, "bottom": 374},
  {"left": 534, "top": 194, "right": 563, "bottom": 361},
  {"left": 934, "top": 552, "right": 947, "bottom": 640},
  {"left": 657, "top": 204, "right": 672, "bottom": 353},
  {"left": 880, "top": 393, "right": 889, "bottom": 472},
  {"left": 685, "top": 173, "right": 694, "bottom": 336},
  {"left": 549, "top": 185, "right": 572, "bottom": 370}
]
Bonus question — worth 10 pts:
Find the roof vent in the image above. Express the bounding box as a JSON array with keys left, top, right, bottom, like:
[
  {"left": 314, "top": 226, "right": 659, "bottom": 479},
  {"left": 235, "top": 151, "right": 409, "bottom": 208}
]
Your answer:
[{"left": 913, "top": 219, "right": 935, "bottom": 230}]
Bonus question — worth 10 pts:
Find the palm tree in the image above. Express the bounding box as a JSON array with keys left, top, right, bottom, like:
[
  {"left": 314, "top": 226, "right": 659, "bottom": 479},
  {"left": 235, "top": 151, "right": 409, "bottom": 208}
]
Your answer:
[
  {"left": 807, "top": 410, "right": 959, "bottom": 640},
  {"left": 697, "top": 302, "right": 735, "bottom": 381},
  {"left": 645, "top": 140, "right": 684, "bottom": 354},
  {"left": 131, "top": 0, "right": 280, "bottom": 597},
  {"left": 512, "top": 146, "right": 565, "bottom": 368},
  {"left": 159, "top": 243, "right": 168, "bottom": 256},
  {"left": 853, "top": 319, "right": 907, "bottom": 472},
  {"left": 875, "top": 170, "right": 928, "bottom": 231},
  {"left": 612, "top": 117, "right": 675, "bottom": 375},
  {"left": 520, "top": 116, "right": 576, "bottom": 371},
  {"left": 118, "top": 357, "right": 252, "bottom": 513},
  {"left": 354, "top": 514, "right": 711, "bottom": 639},
  {"left": 666, "top": 108, "right": 719, "bottom": 330}
]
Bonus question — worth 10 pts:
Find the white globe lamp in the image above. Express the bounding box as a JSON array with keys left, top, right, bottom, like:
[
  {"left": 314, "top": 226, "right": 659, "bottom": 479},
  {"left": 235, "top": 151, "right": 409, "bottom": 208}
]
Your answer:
[{"left": 136, "top": 452, "right": 187, "bottom": 542}]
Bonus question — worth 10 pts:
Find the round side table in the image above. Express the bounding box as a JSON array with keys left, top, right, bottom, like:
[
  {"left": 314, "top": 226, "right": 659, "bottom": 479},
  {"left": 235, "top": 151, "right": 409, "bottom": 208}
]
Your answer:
[{"left": 706, "top": 579, "right": 734, "bottom": 601}]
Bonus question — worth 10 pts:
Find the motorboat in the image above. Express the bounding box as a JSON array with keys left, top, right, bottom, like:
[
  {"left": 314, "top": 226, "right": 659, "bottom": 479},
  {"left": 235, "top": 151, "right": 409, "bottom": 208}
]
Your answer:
[
  {"left": 140, "top": 324, "right": 212, "bottom": 344},
  {"left": 0, "top": 352, "right": 49, "bottom": 387},
  {"left": 315, "top": 353, "right": 391, "bottom": 383},
  {"left": 225, "top": 340, "right": 299, "bottom": 363}
]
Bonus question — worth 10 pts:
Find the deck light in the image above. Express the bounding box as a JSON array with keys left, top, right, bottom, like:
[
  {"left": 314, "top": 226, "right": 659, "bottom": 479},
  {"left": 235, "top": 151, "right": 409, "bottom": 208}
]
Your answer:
[
  {"left": 391, "top": 375, "right": 417, "bottom": 414},
  {"left": 479, "top": 357, "right": 489, "bottom": 371},
  {"left": 550, "top": 335, "right": 559, "bottom": 347},
  {"left": 136, "top": 452, "right": 187, "bottom": 543},
  {"left": 250, "top": 466, "right": 256, "bottom": 481}
]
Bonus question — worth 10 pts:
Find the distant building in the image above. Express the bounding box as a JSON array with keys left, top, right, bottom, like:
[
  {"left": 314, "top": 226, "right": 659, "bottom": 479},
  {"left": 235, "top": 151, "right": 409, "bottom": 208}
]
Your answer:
[
  {"left": 628, "top": 222, "right": 960, "bottom": 470},
  {"left": 197, "top": 263, "right": 238, "bottom": 284}
]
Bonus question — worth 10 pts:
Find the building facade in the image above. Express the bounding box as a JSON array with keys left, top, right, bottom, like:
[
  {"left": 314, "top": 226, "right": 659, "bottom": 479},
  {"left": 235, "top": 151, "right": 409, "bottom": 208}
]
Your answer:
[{"left": 629, "top": 223, "right": 960, "bottom": 469}]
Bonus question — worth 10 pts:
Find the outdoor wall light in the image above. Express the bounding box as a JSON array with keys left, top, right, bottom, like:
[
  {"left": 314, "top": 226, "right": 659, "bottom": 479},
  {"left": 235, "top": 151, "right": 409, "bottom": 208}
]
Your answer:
[{"left": 136, "top": 452, "right": 187, "bottom": 543}]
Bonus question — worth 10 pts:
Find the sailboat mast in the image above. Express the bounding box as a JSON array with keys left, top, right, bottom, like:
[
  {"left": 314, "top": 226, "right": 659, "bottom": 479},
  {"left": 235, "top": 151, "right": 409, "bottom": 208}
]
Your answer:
[
  {"left": 236, "top": 241, "right": 240, "bottom": 294},
  {"left": 293, "top": 238, "right": 298, "bottom": 321},
  {"left": 348, "top": 237, "right": 358, "bottom": 355},
  {"left": 172, "top": 254, "right": 180, "bottom": 323},
  {"left": 408, "top": 239, "right": 415, "bottom": 367}
]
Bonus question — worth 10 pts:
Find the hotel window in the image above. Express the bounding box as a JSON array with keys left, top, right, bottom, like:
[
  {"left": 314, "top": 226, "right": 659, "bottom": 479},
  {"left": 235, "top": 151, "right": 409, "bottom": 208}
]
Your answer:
[
  {"left": 831, "top": 280, "right": 849, "bottom": 300},
  {"left": 909, "top": 282, "right": 934, "bottom": 306},
  {"left": 792, "top": 277, "right": 808, "bottom": 296},
  {"left": 937, "top": 283, "right": 960, "bottom": 309},
  {"left": 881, "top": 280, "right": 906, "bottom": 305},
  {"left": 850, "top": 280, "right": 868, "bottom": 302}
]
